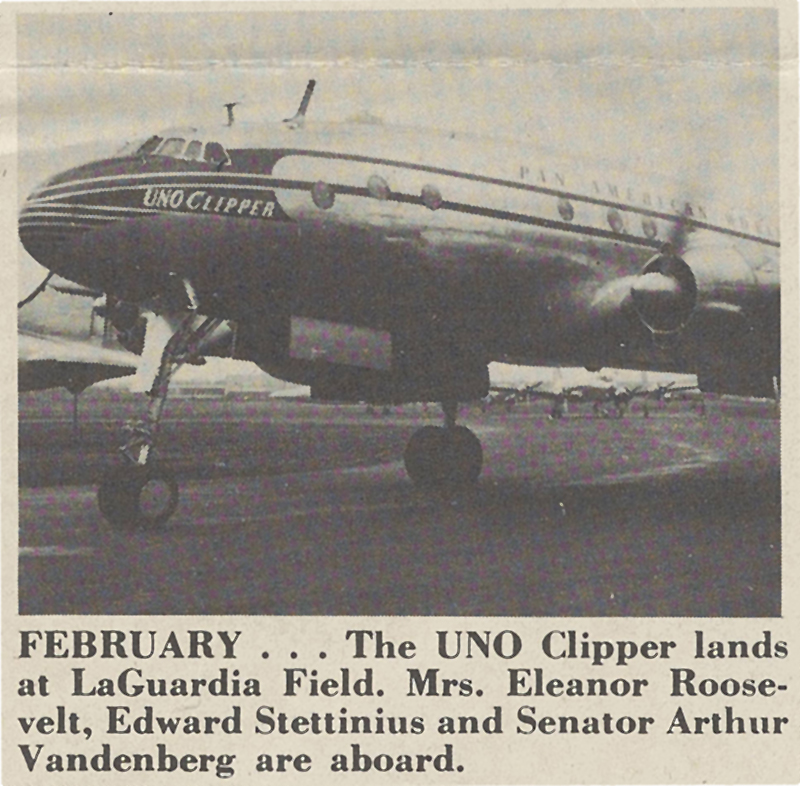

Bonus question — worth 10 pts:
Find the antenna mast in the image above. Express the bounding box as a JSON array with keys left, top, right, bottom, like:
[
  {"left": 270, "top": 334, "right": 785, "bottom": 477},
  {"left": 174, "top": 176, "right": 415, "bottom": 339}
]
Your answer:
[
  {"left": 224, "top": 102, "right": 238, "bottom": 126},
  {"left": 283, "top": 80, "right": 316, "bottom": 129}
]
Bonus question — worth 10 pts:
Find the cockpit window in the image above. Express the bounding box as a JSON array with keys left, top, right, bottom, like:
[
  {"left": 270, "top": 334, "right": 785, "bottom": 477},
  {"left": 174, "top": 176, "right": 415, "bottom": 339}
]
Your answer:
[
  {"left": 185, "top": 140, "right": 203, "bottom": 160},
  {"left": 204, "top": 141, "right": 230, "bottom": 166},
  {"left": 129, "top": 133, "right": 230, "bottom": 165},
  {"left": 158, "top": 137, "right": 187, "bottom": 157},
  {"left": 136, "top": 135, "right": 163, "bottom": 156}
]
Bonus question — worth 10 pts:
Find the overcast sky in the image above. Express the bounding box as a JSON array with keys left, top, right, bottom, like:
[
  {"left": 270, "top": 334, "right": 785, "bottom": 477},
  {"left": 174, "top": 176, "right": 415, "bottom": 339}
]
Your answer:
[
  {"left": 14, "top": 8, "right": 780, "bottom": 220},
  {"left": 15, "top": 7, "right": 779, "bottom": 211}
]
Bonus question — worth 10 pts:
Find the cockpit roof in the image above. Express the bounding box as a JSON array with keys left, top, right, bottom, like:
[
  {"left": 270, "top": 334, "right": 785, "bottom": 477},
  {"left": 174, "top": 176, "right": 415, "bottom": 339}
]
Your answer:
[{"left": 121, "top": 130, "right": 231, "bottom": 165}]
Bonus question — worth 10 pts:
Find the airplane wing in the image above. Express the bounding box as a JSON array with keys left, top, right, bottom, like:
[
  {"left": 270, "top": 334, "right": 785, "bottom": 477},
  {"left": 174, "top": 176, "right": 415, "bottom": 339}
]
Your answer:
[
  {"left": 18, "top": 332, "right": 138, "bottom": 393},
  {"left": 488, "top": 362, "right": 546, "bottom": 392},
  {"left": 269, "top": 384, "right": 312, "bottom": 399}
]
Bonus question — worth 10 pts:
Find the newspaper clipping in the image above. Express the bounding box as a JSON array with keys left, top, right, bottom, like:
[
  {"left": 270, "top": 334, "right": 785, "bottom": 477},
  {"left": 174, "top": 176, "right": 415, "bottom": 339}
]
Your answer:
[{"left": 2, "top": 2, "right": 798, "bottom": 783}]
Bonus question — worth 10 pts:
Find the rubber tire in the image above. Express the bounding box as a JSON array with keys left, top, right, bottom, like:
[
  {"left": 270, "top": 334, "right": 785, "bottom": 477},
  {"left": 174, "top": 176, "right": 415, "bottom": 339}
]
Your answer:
[
  {"left": 404, "top": 426, "right": 447, "bottom": 486},
  {"left": 443, "top": 425, "right": 483, "bottom": 485},
  {"left": 97, "top": 464, "right": 179, "bottom": 530},
  {"left": 404, "top": 425, "right": 483, "bottom": 487}
]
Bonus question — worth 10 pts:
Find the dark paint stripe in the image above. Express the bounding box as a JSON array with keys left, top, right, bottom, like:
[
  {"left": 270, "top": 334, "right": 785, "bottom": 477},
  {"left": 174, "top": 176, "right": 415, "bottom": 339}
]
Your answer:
[
  {"left": 23, "top": 175, "right": 775, "bottom": 253},
  {"left": 20, "top": 184, "right": 662, "bottom": 251},
  {"left": 34, "top": 162, "right": 778, "bottom": 249},
  {"left": 32, "top": 166, "right": 779, "bottom": 248},
  {"left": 259, "top": 148, "right": 780, "bottom": 249},
  {"left": 33, "top": 172, "right": 287, "bottom": 197},
  {"left": 332, "top": 184, "right": 663, "bottom": 249}
]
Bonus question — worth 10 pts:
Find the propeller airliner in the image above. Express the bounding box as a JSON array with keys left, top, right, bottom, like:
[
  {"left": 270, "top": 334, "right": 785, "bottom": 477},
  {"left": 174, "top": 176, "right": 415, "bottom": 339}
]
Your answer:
[{"left": 18, "top": 80, "right": 780, "bottom": 527}]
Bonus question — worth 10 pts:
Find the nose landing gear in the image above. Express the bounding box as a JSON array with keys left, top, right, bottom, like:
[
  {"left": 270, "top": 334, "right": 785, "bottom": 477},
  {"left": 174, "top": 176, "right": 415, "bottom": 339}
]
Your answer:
[
  {"left": 403, "top": 399, "right": 483, "bottom": 486},
  {"left": 97, "top": 311, "right": 224, "bottom": 529},
  {"left": 98, "top": 463, "right": 180, "bottom": 530}
]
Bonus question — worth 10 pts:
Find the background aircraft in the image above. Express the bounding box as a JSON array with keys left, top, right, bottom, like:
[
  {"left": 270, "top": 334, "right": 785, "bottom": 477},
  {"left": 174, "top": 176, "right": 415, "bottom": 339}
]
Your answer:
[
  {"left": 18, "top": 257, "right": 140, "bottom": 429},
  {"left": 14, "top": 9, "right": 781, "bottom": 528},
  {"left": 19, "top": 257, "right": 300, "bottom": 403},
  {"left": 485, "top": 363, "right": 700, "bottom": 418}
]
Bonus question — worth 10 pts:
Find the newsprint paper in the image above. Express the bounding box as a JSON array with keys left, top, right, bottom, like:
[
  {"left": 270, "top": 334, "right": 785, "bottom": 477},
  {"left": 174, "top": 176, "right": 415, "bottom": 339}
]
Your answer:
[{"left": 1, "top": 1, "right": 798, "bottom": 783}]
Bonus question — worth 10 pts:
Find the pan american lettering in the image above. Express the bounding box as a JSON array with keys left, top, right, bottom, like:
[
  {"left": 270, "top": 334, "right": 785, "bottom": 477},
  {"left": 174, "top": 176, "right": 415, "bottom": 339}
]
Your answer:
[{"left": 143, "top": 186, "right": 276, "bottom": 218}]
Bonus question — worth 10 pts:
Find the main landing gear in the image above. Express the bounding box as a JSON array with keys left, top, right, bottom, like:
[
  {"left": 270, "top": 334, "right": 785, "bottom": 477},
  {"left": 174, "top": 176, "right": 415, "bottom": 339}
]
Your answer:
[
  {"left": 97, "top": 312, "right": 224, "bottom": 529},
  {"left": 403, "top": 399, "right": 483, "bottom": 487},
  {"left": 96, "top": 322, "right": 482, "bottom": 526}
]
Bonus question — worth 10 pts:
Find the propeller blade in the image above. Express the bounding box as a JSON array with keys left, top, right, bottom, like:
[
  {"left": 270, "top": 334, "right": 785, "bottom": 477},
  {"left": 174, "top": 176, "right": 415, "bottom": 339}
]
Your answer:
[
  {"left": 50, "top": 283, "right": 104, "bottom": 298},
  {"left": 665, "top": 203, "right": 696, "bottom": 254},
  {"left": 18, "top": 272, "right": 53, "bottom": 309}
]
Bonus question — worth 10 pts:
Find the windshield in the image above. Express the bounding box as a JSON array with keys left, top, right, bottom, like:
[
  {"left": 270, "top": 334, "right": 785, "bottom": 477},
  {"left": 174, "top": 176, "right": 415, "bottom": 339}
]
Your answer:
[
  {"left": 116, "top": 135, "right": 164, "bottom": 157},
  {"left": 115, "top": 132, "right": 229, "bottom": 165}
]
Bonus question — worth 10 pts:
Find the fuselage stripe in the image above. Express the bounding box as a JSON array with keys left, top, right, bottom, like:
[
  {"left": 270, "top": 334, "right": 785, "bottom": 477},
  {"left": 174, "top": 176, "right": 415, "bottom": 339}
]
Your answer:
[
  {"left": 22, "top": 178, "right": 777, "bottom": 252},
  {"left": 23, "top": 201, "right": 161, "bottom": 215},
  {"left": 28, "top": 155, "right": 778, "bottom": 248},
  {"left": 19, "top": 221, "right": 96, "bottom": 230},
  {"left": 268, "top": 148, "right": 779, "bottom": 247},
  {"left": 28, "top": 183, "right": 282, "bottom": 205},
  {"left": 19, "top": 192, "right": 660, "bottom": 251},
  {"left": 20, "top": 211, "right": 120, "bottom": 221}
]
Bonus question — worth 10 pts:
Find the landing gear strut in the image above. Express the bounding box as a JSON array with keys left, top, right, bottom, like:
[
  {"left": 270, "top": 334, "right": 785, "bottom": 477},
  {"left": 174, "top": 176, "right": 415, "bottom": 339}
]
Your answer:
[
  {"left": 403, "top": 399, "right": 483, "bottom": 487},
  {"left": 97, "top": 312, "right": 224, "bottom": 529}
]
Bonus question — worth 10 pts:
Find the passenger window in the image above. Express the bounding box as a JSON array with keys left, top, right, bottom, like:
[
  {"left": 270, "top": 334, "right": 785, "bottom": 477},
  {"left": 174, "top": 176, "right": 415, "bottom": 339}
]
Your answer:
[
  {"left": 204, "top": 142, "right": 229, "bottom": 166},
  {"left": 158, "top": 138, "right": 187, "bottom": 157},
  {"left": 185, "top": 140, "right": 203, "bottom": 160}
]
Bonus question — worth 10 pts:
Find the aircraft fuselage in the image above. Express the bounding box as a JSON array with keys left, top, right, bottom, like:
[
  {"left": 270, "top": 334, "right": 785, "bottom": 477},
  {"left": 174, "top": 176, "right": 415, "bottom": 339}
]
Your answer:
[{"left": 19, "top": 121, "right": 779, "bottom": 401}]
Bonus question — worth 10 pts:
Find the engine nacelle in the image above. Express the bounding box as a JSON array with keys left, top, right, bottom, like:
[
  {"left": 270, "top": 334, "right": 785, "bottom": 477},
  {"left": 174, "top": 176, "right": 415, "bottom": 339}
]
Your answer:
[
  {"left": 590, "top": 240, "right": 779, "bottom": 397},
  {"left": 631, "top": 241, "right": 774, "bottom": 334},
  {"left": 631, "top": 250, "right": 698, "bottom": 333},
  {"left": 634, "top": 243, "right": 779, "bottom": 397}
]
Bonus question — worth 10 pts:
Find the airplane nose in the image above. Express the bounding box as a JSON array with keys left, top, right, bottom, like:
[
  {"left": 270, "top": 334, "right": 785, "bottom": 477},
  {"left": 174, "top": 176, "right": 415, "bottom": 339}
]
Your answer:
[
  {"left": 19, "top": 189, "right": 53, "bottom": 266},
  {"left": 18, "top": 174, "right": 78, "bottom": 270}
]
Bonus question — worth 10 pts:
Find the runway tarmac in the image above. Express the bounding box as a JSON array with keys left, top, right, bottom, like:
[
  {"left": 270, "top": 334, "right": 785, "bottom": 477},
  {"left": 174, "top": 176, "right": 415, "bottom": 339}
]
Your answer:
[{"left": 18, "top": 390, "right": 780, "bottom": 616}]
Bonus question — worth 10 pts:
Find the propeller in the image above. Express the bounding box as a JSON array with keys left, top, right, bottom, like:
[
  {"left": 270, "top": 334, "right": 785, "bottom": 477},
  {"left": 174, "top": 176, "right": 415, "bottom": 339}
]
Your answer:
[
  {"left": 49, "top": 283, "right": 103, "bottom": 298},
  {"left": 629, "top": 201, "right": 702, "bottom": 331},
  {"left": 17, "top": 272, "right": 53, "bottom": 309},
  {"left": 629, "top": 235, "right": 698, "bottom": 333},
  {"left": 665, "top": 202, "right": 696, "bottom": 254}
]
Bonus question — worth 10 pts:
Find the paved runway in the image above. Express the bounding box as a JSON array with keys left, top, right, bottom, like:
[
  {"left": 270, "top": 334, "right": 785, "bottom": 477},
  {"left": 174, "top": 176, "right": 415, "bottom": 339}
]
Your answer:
[{"left": 18, "top": 391, "right": 780, "bottom": 616}]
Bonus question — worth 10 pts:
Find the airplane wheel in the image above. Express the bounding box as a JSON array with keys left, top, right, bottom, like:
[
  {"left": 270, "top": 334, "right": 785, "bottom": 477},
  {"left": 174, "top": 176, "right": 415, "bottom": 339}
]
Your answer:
[
  {"left": 404, "top": 425, "right": 483, "bottom": 486},
  {"left": 443, "top": 425, "right": 483, "bottom": 485},
  {"left": 404, "top": 426, "right": 445, "bottom": 485},
  {"left": 97, "top": 464, "right": 179, "bottom": 530}
]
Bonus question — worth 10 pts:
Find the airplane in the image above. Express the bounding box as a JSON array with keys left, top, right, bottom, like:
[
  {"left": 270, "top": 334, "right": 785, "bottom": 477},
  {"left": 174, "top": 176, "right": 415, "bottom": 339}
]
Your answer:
[
  {"left": 268, "top": 383, "right": 312, "bottom": 400},
  {"left": 17, "top": 79, "right": 780, "bottom": 528},
  {"left": 481, "top": 362, "right": 545, "bottom": 409},
  {"left": 657, "top": 385, "right": 708, "bottom": 416},
  {"left": 18, "top": 259, "right": 241, "bottom": 419},
  {"left": 537, "top": 368, "right": 638, "bottom": 419},
  {"left": 482, "top": 364, "right": 611, "bottom": 417},
  {"left": 630, "top": 372, "right": 706, "bottom": 417},
  {"left": 18, "top": 328, "right": 137, "bottom": 395},
  {"left": 549, "top": 372, "right": 632, "bottom": 419},
  {"left": 561, "top": 369, "right": 702, "bottom": 419},
  {"left": 484, "top": 363, "right": 698, "bottom": 419},
  {"left": 18, "top": 264, "right": 141, "bottom": 431}
]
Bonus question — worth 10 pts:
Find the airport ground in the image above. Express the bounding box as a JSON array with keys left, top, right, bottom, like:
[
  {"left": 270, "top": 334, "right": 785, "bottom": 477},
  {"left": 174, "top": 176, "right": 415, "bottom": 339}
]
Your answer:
[{"left": 17, "top": 390, "right": 780, "bottom": 616}]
